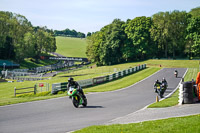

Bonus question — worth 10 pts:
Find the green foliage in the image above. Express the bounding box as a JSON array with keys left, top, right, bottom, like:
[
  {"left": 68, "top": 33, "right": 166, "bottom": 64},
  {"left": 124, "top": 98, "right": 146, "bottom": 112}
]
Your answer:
[
  {"left": 54, "top": 28, "right": 85, "bottom": 38},
  {"left": 150, "top": 11, "right": 189, "bottom": 59},
  {"left": 86, "top": 9, "right": 200, "bottom": 65},
  {"left": 125, "top": 16, "right": 153, "bottom": 60},
  {"left": 0, "top": 11, "right": 56, "bottom": 62},
  {"left": 86, "top": 19, "right": 131, "bottom": 65},
  {"left": 186, "top": 16, "right": 200, "bottom": 57},
  {"left": 189, "top": 6, "right": 200, "bottom": 17}
]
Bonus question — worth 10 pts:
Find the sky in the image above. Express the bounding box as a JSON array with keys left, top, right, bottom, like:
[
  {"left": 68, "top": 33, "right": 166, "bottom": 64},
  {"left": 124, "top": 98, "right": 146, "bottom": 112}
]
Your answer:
[{"left": 1, "top": 0, "right": 200, "bottom": 34}]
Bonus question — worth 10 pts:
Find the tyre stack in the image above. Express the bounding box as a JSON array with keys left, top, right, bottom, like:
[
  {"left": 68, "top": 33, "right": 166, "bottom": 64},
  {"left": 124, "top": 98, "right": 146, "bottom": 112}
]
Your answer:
[
  {"left": 183, "top": 81, "right": 193, "bottom": 104},
  {"left": 178, "top": 83, "right": 183, "bottom": 105}
]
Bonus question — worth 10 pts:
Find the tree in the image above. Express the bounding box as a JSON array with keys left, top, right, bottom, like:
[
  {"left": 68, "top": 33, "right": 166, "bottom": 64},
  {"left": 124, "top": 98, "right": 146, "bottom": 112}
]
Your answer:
[
  {"left": 87, "top": 32, "right": 92, "bottom": 37},
  {"left": 125, "top": 16, "right": 153, "bottom": 60},
  {"left": 54, "top": 28, "right": 85, "bottom": 38},
  {"left": 150, "top": 12, "right": 170, "bottom": 58},
  {"left": 86, "top": 31, "right": 102, "bottom": 63},
  {"left": 86, "top": 19, "right": 127, "bottom": 65},
  {"left": 186, "top": 17, "right": 200, "bottom": 57},
  {"left": 168, "top": 11, "right": 189, "bottom": 58},
  {"left": 150, "top": 11, "right": 189, "bottom": 58},
  {"left": 189, "top": 7, "right": 200, "bottom": 17},
  {"left": 0, "top": 11, "right": 57, "bottom": 62}
]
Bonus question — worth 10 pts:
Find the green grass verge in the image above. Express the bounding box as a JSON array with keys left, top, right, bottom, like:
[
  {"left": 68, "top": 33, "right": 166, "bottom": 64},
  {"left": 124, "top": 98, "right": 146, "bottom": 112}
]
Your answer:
[
  {"left": 0, "top": 67, "right": 160, "bottom": 106},
  {"left": 144, "top": 59, "right": 199, "bottom": 68},
  {"left": 148, "top": 68, "right": 199, "bottom": 108},
  {"left": 56, "top": 36, "right": 87, "bottom": 57},
  {"left": 74, "top": 114, "right": 200, "bottom": 133}
]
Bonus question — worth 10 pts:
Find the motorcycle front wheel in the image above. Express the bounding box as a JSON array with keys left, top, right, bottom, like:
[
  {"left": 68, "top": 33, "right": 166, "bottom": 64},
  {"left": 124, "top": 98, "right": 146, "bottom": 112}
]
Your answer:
[{"left": 72, "top": 96, "right": 80, "bottom": 108}]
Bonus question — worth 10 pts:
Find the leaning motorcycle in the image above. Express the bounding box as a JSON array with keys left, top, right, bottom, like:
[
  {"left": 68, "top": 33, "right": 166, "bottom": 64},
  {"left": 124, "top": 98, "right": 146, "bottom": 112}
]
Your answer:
[{"left": 67, "top": 87, "right": 87, "bottom": 108}]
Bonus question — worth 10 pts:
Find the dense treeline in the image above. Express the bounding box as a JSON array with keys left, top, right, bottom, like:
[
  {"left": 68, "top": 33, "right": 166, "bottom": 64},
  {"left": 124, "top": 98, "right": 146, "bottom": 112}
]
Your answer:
[
  {"left": 54, "top": 29, "right": 85, "bottom": 38},
  {"left": 0, "top": 11, "right": 57, "bottom": 62},
  {"left": 86, "top": 7, "right": 200, "bottom": 66}
]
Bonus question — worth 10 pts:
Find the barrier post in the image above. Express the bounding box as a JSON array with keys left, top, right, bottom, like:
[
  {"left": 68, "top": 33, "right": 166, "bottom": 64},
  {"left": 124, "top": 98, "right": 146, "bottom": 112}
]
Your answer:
[
  {"left": 34, "top": 85, "right": 37, "bottom": 94},
  {"left": 14, "top": 87, "right": 16, "bottom": 97},
  {"left": 156, "top": 96, "right": 159, "bottom": 102}
]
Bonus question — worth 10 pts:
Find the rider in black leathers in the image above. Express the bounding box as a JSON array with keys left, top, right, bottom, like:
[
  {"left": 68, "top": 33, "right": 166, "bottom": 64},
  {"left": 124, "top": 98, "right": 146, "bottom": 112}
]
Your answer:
[
  {"left": 161, "top": 78, "right": 168, "bottom": 90},
  {"left": 154, "top": 80, "right": 161, "bottom": 93},
  {"left": 67, "top": 77, "right": 86, "bottom": 99}
]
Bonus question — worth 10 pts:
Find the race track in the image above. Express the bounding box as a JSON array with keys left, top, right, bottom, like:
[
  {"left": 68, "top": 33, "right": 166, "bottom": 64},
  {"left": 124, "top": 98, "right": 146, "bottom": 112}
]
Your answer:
[{"left": 0, "top": 68, "right": 187, "bottom": 133}]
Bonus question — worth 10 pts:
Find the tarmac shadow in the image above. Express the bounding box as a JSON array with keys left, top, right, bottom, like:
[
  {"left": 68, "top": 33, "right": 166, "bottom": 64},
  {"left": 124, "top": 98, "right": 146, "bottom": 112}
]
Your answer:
[{"left": 81, "top": 105, "right": 104, "bottom": 108}]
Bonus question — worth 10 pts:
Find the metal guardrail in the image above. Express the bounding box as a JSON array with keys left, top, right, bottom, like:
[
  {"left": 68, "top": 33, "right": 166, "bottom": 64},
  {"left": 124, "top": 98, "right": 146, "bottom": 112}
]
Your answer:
[{"left": 51, "top": 64, "right": 146, "bottom": 94}]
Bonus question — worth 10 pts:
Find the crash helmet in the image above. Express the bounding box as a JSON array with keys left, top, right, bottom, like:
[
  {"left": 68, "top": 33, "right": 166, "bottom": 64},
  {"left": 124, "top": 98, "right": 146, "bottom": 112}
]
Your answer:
[
  {"left": 68, "top": 77, "right": 74, "bottom": 83},
  {"left": 162, "top": 77, "right": 166, "bottom": 82}
]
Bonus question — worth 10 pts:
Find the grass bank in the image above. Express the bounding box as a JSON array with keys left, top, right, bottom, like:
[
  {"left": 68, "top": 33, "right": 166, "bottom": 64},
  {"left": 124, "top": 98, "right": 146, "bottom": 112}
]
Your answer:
[
  {"left": 56, "top": 36, "right": 87, "bottom": 57},
  {"left": 74, "top": 114, "right": 200, "bottom": 133}
]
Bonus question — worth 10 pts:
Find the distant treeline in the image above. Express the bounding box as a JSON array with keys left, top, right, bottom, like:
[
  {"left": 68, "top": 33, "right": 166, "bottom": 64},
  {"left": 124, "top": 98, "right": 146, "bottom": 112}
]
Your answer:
[
  {"left": 54, "top": 29, "right": 85, "bottom": 38},
  {"left": 86, "top": 7, "right": 200, "bottom": 66},
  {"left": 0, "top": 11, "right": 56, "bottom": 62}
]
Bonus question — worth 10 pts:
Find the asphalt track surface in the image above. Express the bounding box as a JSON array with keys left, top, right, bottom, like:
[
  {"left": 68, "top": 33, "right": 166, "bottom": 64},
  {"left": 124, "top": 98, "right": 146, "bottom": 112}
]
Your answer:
[{"left": 0, "top": 68, "right": 187, "bottom": 133}]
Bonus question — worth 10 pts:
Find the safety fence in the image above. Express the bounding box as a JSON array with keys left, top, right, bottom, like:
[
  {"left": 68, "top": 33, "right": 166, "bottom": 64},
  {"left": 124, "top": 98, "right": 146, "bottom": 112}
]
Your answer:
[
  {"left": 35, "top": 82, "right": 50, "bottom": 93},
  {"left": 14, "top": 83, "right": 50, "bottom": 96},
  {"left": 2, "top": 61, "right": 67, "bottom": 81},
  {"left": 11, "top": 61, "right": 67, "bottom": 73},
  {"left": 51, "top": 64, "right": 146, "bottom": 94},
  {"left": 4, "top": 61, "right": 88, "bottom": 81},
  {"left": 7, "top": 76, "right": 49, "bottom": 81},
  {"left": 14, "top": 85, "right": 37, "bottom": 97}
]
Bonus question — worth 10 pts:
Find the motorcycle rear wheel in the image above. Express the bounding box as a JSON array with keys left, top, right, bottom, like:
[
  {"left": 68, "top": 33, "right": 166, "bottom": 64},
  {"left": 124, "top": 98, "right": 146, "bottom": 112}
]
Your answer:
[{"left": 82, "top": 98, "right": 87, "bottom": 107}]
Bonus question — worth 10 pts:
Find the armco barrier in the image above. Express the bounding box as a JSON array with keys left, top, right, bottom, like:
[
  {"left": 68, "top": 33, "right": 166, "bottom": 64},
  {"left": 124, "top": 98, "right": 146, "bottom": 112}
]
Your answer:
[
  {"left": 78, "top": 79, "right": 93, "bottom": 87},
  {"left": 51, "top": 64, "right": 146, "bottom": 94},
  {"left": 93, "top": 77, "right": 106, "bottom": 84}
]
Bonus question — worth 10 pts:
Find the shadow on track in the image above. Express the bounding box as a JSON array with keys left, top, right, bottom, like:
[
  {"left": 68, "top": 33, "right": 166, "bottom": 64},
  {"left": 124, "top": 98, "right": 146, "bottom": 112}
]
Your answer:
[{"left": 81, "top": 106, "right": 104, "bottom": 108}]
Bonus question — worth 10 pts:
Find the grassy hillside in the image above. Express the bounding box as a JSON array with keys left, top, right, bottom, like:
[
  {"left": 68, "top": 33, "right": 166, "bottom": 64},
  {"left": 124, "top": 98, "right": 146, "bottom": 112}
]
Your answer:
[{"left": 55, "top": 36, "right": 87, "bottom": 57}]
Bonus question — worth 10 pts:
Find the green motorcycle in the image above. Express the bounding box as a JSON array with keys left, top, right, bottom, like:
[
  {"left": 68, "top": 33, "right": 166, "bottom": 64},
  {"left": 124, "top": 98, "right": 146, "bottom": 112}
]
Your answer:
[{"left": 67, "top": 87, "right": 87, "bottom": 108}]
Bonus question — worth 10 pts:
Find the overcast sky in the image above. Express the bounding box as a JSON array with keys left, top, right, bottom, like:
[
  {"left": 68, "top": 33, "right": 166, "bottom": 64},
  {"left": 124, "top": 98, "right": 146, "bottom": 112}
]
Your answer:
[{"left": 1, "top": 0, "right": 200, "bottom": 34}]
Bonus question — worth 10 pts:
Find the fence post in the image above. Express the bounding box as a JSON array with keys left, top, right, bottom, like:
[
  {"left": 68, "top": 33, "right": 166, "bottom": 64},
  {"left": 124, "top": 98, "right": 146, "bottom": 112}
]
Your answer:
[
  {"left": 14, "top": 87, "right": 16, "bottom": 97},
  {"left": 34, "top": 84, "right": 37, "bottom": 94}
]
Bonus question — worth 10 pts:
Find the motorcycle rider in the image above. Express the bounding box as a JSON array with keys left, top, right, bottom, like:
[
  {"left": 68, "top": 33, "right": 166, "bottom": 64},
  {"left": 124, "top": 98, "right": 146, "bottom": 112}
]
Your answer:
[
  {"left": 154, "top": 80, "right": 161, "bottom": 93},
  {"left": 67, "top": 77, "right": 86, "bottom": 99},
  {"left": 161, "top": 78, "right": 168, "bottom": 90},
  {"left": 174, "top": 69, "right": 178, "bottom": 77}
]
